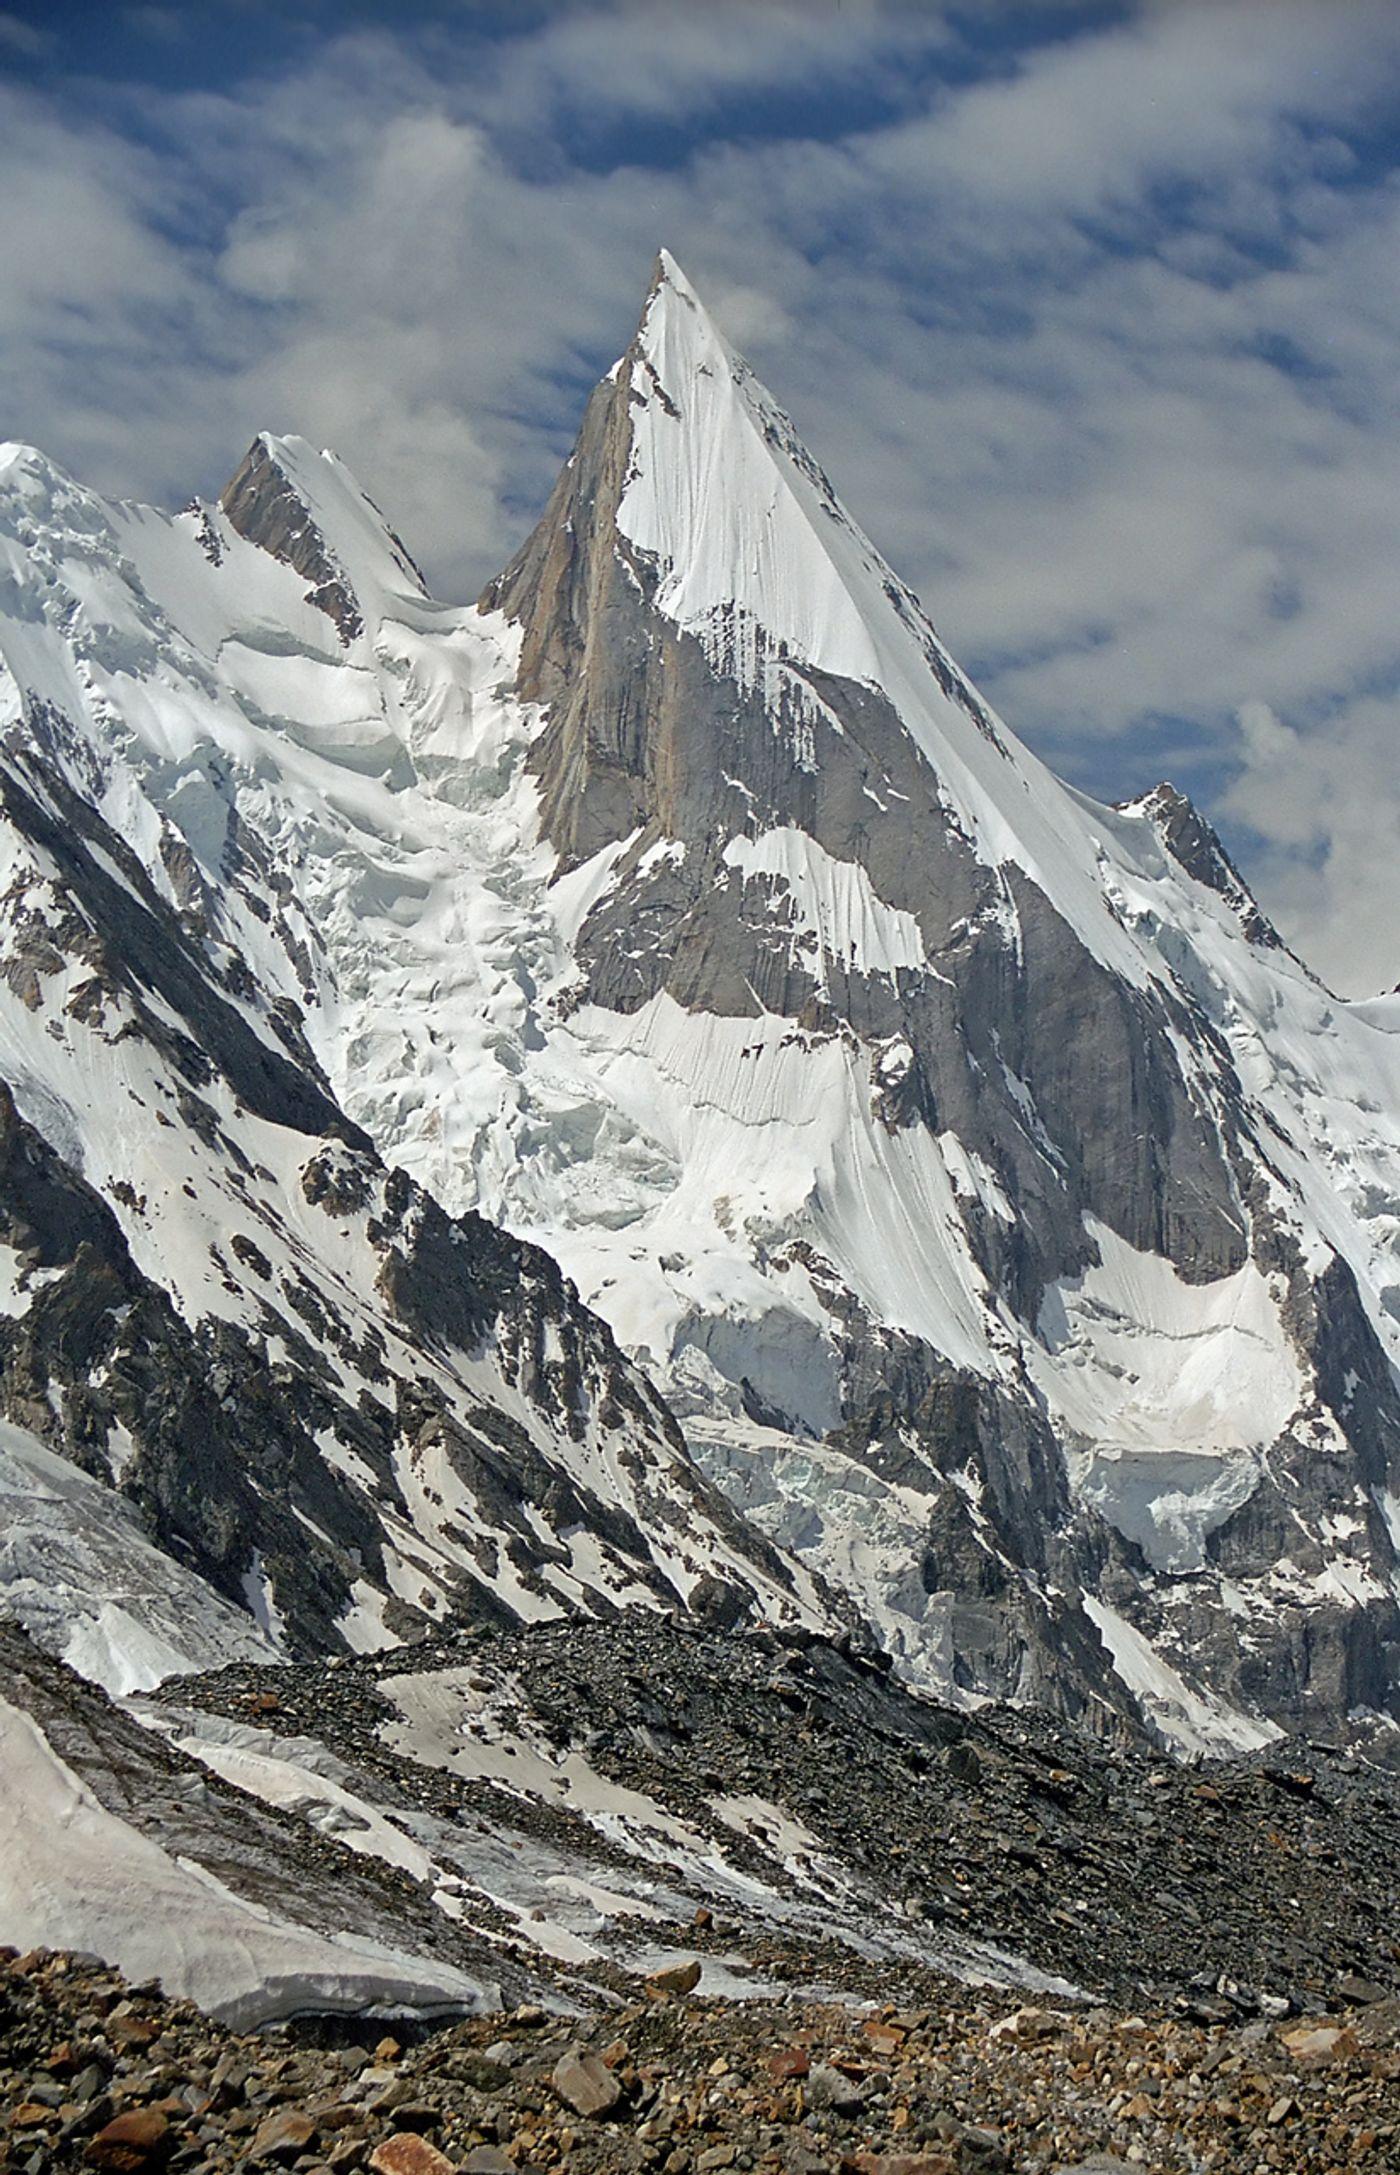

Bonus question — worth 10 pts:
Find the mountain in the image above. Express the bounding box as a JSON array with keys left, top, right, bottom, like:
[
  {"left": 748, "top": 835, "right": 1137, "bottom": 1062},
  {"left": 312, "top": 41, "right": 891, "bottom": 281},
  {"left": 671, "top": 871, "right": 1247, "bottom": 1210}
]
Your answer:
[
  {"left": 0, "top": 255, "right": 1398, "bottom": 1775},
  {"left": 0, "top": 439, "right": 819, "bottom": 1697}
]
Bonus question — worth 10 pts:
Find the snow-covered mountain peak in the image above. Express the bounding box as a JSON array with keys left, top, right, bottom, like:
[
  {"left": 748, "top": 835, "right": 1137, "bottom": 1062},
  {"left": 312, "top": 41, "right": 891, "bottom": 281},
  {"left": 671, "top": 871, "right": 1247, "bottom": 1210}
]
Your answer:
[
  {"left": 606, "top": 261, "right": 1203, "bottom": 994},
  {"left": 0, "top": 441, "right": 61, "bottom": 489},
  {"left": 0, "top": 442, "right": 120, "bottom": 545},
  {"left": 619, "top": 252, "right": 891, "bottom": 700},
  {"left": 467, "top": 257, "right": 1400, "bottom": 1742},
  {"left": 1, "top": 254, "right": 1398, "bottom": 1759},
  {"left": 219, "top": 431, "right": 428, "bottom": 640}
]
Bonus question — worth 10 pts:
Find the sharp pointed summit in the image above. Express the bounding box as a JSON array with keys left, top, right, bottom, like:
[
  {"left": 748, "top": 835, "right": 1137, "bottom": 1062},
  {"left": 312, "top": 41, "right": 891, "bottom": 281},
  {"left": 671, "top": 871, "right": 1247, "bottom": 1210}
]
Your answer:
[
  {"left": 0, "top": 249, "right": 1395, "bottom": 1790},
  {"left": 474, "top": 255, "right": 1400, "bottom": 1741}
]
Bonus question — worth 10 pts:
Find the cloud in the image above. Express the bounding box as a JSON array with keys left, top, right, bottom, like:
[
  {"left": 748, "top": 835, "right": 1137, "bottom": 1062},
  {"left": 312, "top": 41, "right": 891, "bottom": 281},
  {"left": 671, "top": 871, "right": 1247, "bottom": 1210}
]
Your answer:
[
  {"left": 1221, "top": 695, "right": 1400, "bottom": 995},
  {"left": 0, "top": 1, "right": 1398, "bottom": 989},
  {"left": 470, "top": 0, "right": 945, "bottom": 139},
  {"left": 0, "top": 12, "right": 48, "bottom": 56}
]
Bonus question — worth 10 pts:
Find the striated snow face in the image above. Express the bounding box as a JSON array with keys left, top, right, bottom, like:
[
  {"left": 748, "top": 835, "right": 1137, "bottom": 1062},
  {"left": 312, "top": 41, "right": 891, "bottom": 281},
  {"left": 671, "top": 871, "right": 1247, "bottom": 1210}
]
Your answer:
[
  {"left": 722, "top": 828, "right": 927, "bottom": 986},
  {"left": 1079, "top": 1597, "right": 1281, "bottom": 1759},
  {"left": 1036, "top": 1221, "right": 1303, "bottom": 1575},
  {"left": 618, "top": 257, "right": 889, "bottom": 698}
]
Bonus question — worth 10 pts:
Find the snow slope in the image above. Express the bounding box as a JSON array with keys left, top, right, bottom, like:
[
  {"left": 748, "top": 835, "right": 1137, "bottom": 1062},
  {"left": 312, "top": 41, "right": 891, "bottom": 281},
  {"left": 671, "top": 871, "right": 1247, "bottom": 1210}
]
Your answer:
[{"left": 0, "top": 1423, "right": 282, "bottom": 1695}]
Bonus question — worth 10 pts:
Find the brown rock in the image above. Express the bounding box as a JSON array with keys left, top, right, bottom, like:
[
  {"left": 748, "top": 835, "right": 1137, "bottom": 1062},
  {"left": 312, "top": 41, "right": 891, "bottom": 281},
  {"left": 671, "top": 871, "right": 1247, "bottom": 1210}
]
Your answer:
[
  {"left": 1281, "top": 2024, "right": 1358, "bottom": 2064},
  {"left": 375, "top": 2035, "right": 404, "bottom": 2062},
  {"left": 251, "top": 2107, "right": 318, "bottom": 2159},
  {"left": 314, "top": 2102, "right": 365, "bottom": 2132},
  {"left": 106, "top": 2014, "right": 160, "bottom": 2050},
  {"left": 769, "top": 2048, "right": 811, "bottom": 2080},
  {"left": 369, "top": 2139, "right": 457, "bottom": 2175},
  {"left": 551, "top": 2045, "right": 623, "bottom": 2117},
  {"left": 84, "top": 2106, "right": 172, "bottom": 2171},
  {"left": 12, "top": 2104, "right": 56, "bottom": 2129},
  {"left": 849, "top": 2156, "right": 956, "bottom": 2175},
  {"left": 647, "top": 1959, "right": 703, "bottom": 1998}
]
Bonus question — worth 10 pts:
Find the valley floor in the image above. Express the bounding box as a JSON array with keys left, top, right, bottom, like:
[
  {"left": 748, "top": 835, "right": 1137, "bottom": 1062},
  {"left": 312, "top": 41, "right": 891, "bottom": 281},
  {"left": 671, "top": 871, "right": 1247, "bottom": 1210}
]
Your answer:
[
  {"left": 1, "top": 1944, "right": 1397, "bottom": 2174},
  {"left": 4, "top": 1614, "right": 1400, "bottom": 2169}
]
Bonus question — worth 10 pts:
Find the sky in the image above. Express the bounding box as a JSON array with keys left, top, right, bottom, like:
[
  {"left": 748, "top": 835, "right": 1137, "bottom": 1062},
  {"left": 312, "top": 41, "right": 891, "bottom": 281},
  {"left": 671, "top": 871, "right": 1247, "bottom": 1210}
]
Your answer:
[{"left": 1, "top": 0, "right": 1398, "bottom": 993}]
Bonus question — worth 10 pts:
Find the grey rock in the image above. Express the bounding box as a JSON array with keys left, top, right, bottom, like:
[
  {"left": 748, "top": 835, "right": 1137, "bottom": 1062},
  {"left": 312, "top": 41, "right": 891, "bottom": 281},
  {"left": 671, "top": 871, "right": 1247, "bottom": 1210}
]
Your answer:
[{"left": 550, "top": 2046, "right": 622, "bottom": 2117}]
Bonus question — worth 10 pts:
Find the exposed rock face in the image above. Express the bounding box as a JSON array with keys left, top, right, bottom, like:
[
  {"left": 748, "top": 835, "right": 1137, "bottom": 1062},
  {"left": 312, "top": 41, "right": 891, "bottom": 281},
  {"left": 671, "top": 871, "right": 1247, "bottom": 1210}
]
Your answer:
[
  {"left": 220, "top": 435, "right": 368, "bottom": 640},
  {"left": 1130, "top": 781, "right": 1285, "bottom": 952}
]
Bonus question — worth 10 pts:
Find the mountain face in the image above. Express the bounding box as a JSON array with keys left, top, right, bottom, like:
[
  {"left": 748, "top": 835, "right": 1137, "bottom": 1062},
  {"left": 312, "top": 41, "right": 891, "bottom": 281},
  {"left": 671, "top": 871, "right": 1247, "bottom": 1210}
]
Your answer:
[
  {"left": 0, "top": 433, "right": 816, "bottom": 1694},
  {"left": 0, "top": 255, "right": 1398, "bottom": 1766}
]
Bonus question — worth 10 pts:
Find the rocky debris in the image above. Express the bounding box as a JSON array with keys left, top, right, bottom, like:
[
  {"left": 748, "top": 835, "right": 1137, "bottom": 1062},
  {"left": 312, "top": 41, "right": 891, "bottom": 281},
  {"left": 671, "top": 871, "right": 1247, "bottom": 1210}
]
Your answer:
[
  {"left": 156, "top": 1613, "right": 1400, "bottom": 2014},
  {"left": 551, "top": 2049, "right": 622, "bottom": 2117},
  {"left": 2, "top": 1946, "right": 1398, "bottom": 2174}
]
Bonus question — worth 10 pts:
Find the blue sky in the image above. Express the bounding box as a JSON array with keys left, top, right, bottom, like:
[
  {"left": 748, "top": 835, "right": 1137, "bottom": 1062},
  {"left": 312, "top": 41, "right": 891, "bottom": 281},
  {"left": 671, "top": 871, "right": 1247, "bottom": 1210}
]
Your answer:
[{"left": 2, "top": 1, "right": 1399, "bottom": 991}]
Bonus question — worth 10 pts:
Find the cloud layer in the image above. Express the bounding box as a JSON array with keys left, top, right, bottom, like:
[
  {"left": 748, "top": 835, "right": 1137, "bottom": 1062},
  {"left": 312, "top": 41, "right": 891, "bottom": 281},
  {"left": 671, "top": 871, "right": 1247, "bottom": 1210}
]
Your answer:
[{"left": 2, "top": 0, "right": 1398, "bottom": 991}]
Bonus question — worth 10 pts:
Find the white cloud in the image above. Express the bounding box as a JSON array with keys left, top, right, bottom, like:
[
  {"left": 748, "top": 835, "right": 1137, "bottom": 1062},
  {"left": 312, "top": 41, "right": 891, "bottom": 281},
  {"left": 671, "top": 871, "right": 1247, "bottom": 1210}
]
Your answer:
[
  {"left": 1221, "top": 695, "right": 1400, "bottom": 995},
  {"left": 0, "top": 12, "right": 48, "bottom": 57}
]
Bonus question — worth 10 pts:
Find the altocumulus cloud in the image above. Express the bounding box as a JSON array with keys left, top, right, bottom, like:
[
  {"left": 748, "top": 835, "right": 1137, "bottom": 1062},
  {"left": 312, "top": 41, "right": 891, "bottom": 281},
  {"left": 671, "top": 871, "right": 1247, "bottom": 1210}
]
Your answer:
[{"left": 1, "top": 0, "right": 1398, "bottom": 992}]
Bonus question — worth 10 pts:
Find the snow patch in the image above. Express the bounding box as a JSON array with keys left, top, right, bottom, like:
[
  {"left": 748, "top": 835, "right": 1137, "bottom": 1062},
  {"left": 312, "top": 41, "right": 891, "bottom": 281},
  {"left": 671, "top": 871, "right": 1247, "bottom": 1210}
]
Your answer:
[
  {"left": 723, "top": 827, "right": 925, "bottom": 985},
  {"left": 1082, "top": 1597, "right": 1280, "bottom": 1759}
]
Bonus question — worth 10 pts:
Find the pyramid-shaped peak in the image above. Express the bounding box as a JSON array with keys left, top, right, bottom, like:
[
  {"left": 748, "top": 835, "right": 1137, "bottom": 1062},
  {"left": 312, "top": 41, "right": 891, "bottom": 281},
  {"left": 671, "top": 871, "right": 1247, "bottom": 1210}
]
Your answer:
[
  {"left": 219, "top": 432, "right": 426, "bottom": 638},
  {"left": 647, "top": 248, "right": 705, "bottom": 310},
  {"left": 647, "top": 249, "right": 704, "bottom": 306}
]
